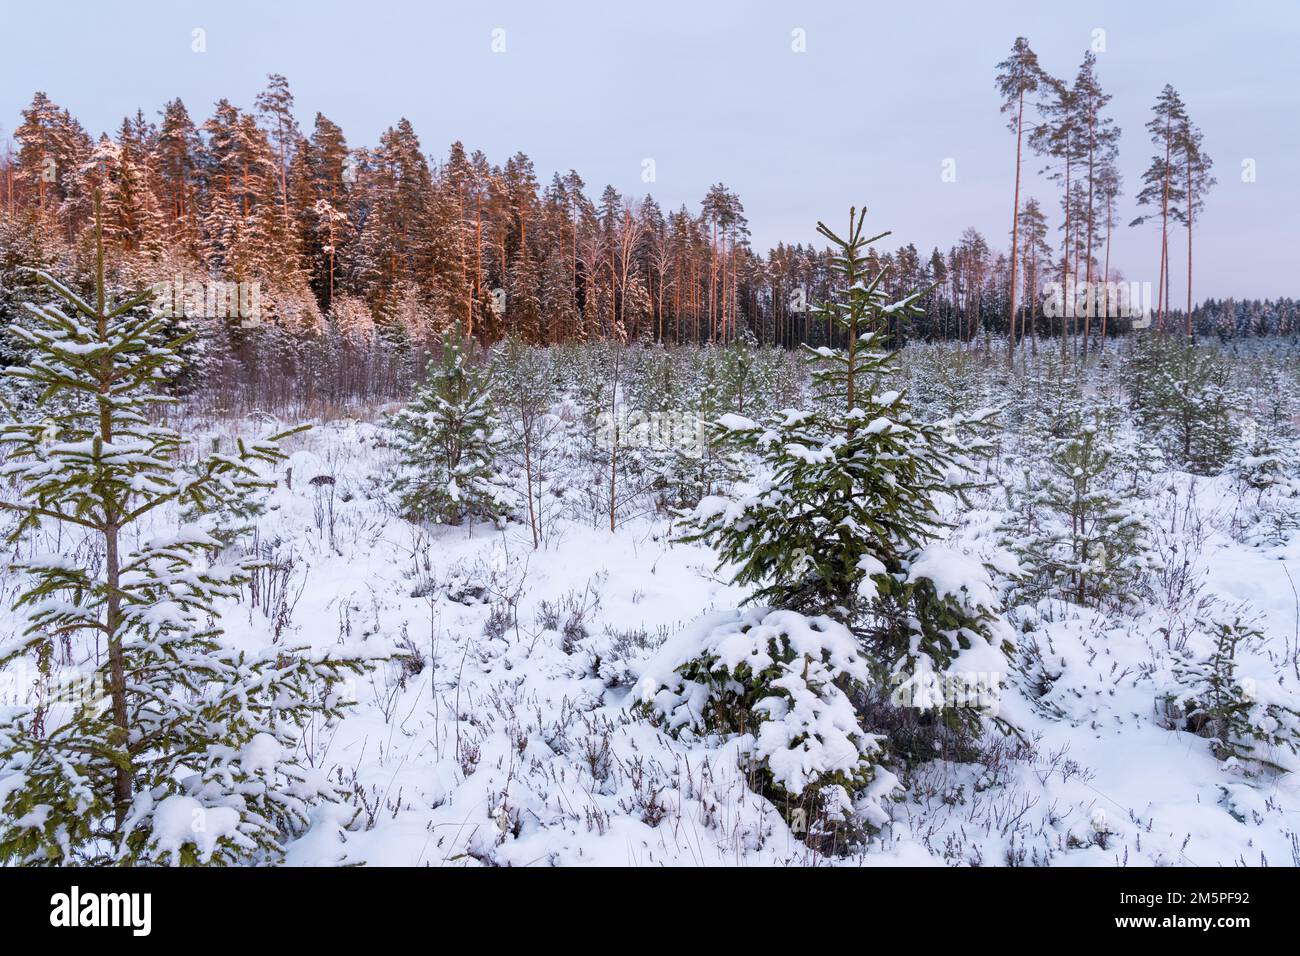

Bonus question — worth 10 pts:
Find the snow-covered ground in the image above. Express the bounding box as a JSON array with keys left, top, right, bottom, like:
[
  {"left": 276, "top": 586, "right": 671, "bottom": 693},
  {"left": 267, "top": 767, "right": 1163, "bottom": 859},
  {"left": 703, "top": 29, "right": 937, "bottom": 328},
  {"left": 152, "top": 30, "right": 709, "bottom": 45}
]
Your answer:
[
  {"left": 82, "top": 413, "right": 1298, "bottom": 866},
  {"left": 4, "top": 343, "right": 1299, "bottom": 867}
]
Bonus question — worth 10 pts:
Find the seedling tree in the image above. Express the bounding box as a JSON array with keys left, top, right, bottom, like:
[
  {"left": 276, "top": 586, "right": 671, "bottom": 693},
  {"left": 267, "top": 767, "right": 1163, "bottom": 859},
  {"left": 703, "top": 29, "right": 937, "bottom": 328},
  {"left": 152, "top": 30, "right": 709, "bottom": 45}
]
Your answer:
[
  {"left": 493, "top": 334, "right": 567, "bottom": 548},
  {"left": 1010, "top": 413, "right": 1155, "bottom": 608},
  {"left": 391, "top": 324, "right": 512, "bottom": 525},
  {"left": 683, "top": 208, "right": 1010, "bottom": 717},
  {"left": 0, "top": 193, "right": 367, "bottom": 865},
  {"left": 1129, "top": 335, "right": 1237, "bottom": 474},
  {"left": 1170, "top": 615, "right": 1300, "bottom": 770},
  {"left": 655, "top": 208, "right": 1015, "bottom": 848}
]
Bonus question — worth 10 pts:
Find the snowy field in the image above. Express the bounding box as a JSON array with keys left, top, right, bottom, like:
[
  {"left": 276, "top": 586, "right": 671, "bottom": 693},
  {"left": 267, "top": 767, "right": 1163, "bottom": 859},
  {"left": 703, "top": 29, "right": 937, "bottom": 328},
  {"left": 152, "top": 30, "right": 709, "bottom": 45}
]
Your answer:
[{"left": 8, "top": 338, "right": 1295, "bottom": 867}]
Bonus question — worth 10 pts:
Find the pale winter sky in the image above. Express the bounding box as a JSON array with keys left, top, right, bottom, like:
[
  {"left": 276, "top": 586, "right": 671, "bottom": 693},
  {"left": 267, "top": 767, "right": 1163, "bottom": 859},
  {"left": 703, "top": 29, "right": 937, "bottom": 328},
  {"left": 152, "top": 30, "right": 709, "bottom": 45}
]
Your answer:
[{"left": 1, "top": 0, "right": 1296, "bottom": 301}]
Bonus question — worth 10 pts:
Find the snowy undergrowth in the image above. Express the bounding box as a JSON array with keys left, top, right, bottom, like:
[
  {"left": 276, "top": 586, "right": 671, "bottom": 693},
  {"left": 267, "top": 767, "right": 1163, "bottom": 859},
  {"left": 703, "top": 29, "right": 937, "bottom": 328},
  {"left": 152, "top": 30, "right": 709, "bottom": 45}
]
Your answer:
[{"left": 4, "top": 362, "right": 1300, "bottom": 866}]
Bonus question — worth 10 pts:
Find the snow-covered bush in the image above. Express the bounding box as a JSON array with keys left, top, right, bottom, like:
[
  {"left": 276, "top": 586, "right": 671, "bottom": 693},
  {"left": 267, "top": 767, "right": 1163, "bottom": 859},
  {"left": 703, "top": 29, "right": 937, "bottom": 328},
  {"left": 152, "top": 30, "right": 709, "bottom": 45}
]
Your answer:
[{"left": 639, "top": 607, "right": 897, "bottom": 849}]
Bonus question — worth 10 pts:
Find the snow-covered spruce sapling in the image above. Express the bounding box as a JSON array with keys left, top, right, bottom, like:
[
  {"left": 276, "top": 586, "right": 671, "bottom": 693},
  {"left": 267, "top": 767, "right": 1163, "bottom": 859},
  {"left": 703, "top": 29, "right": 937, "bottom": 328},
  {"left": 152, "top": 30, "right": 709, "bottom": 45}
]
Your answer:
[
  {"left": 1007, "top": 412, "right": 1156, "bottom": 609},
  {"left": 582, "top": 344, "right": 660, "bottom": 530},
  {"left": 630, "top": 346, "right": 739, "bottom": 513},
  {"left": 672, "top": 351, "right": 743, "bottom": 510},
  {"left": 492, "top": 334, "right": 569, "bottom": 548},
  {"left": 1230, "top": 368, "right": 1297, "bottom": 505},
  {"left": 390, "top": 323, "right": 513, "bottom": 526},
  {"left": 680, "top": 208, "right": 1013, "bottom": 736},
  {"left": 1228, "top": 403, "right": 1300, "bottom": 545},
  {"left": 652, "top": 209, "right": 1013, "bottom": 849},
  {"left": 716, "top": 326, "right": 760, "bottom": 415},
  {"left": 1168, "top": 614, "right": 1300, "bottom": 772},
  {"left": 0, "top": 194, "right": 369, "bottom": 865},
  {"left": 1129, "top": 335, "right": 1238, "bottom": 475}
]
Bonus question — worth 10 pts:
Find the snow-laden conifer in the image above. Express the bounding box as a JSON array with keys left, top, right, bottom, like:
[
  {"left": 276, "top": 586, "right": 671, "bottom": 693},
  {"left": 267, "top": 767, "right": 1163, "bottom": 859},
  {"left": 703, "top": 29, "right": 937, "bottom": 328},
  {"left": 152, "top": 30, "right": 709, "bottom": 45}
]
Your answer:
[
  {"left": 1006, "top": 411, "right": 1156, "bottom": 608},
  {"left": 0, "top": 193, "right": 369, "bottom": 865},
  {"left": 389, "top": 324, "right": 513, "bottom": 525},
  {"left": 681, "top": 208, "right": 1012, "bottom": 719}
]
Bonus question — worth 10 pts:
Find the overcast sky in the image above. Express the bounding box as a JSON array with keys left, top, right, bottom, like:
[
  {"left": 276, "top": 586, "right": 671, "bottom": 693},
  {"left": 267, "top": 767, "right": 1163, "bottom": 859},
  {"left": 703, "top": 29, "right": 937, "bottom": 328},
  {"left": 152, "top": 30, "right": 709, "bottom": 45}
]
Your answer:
[{"left": 2, "top": 0, "right": 1296, "bottom": 301}]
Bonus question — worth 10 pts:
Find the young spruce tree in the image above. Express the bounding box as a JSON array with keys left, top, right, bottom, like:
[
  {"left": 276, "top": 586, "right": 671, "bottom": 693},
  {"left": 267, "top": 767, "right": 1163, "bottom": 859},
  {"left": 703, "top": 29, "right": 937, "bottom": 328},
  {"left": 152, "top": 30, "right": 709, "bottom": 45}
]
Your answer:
[
  {"left": 1169, "top": 614, "right": 1300, "bottom": 771},
  {"left": 1008, "top": 412, "right": 1155, "bottom": 609},
  {"left": 0, "top": 193, "right": 368, "bottom": 865},
  {"left": 649, "top": 209, "right": 1015, "bottom": 850},
  {"left": 682, "top": 207, "right": 1013, "bottom": 731},
  {"left": 390, "top": 324, "right": 512, "bottom": 525}
]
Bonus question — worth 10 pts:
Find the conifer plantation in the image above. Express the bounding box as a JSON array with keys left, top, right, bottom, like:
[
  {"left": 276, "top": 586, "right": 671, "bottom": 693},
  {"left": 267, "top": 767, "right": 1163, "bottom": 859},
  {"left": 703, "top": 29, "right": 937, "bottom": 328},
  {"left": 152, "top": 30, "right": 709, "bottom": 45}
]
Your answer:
[{"left": 0, "top": 7, "right": 1297, "bottom": 890}]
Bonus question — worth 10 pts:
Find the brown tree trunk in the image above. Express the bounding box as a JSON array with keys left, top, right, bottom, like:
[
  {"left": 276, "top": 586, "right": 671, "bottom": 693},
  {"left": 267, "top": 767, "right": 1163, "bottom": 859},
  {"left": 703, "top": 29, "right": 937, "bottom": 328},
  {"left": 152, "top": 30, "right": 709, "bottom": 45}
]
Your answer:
[
  {"left": 472, "top": 196, "right": 482, "bottom": 339},
  {"left": 1157, "top": 115, "right": 1172, "bottom": 330},
  {"left": 1186, "top": 157, "right": 1194, "bottom": 338},
  {"left": 1101, "top": 202, "right": 1112, "bottom": 341},
  {"left": 1061, "top": 152, "right": 1071, "bottom": 356},
  {"left": 1083, "top": 114, "right": 1096, "bottom": 357},
  {"left": 1008, "top": 90, "right": 1025, "bottom": 364},
  {"left": 92, "top": 197, "right": 132, "bottom": 829}
]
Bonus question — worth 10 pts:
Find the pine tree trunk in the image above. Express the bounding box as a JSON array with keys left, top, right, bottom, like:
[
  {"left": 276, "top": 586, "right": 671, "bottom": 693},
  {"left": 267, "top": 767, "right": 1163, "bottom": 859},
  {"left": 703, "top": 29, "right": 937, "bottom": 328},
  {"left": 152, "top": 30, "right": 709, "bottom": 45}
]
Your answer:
[
  {"left": 1186, "top": 158, "right": 1194, "bottom": 338},
  {"left": 1061, "top": 152, "right": 1071, "bottom": 356},
  {"left": 279, "top": 127, "right": 289, "bottom": 223},
  {"left": 1157, "top": 115, "right": 1172, "bottom": 330},
  {"left": 1083, "top": 114, "right": 1096, "bottom": 358},
  {"left": 1008, "top": 91, "right": 1025, "bottom": 365},
  {"left": 1029, "top": 253, "right": 1039, "bottom": 353},
  {"left": 1101, "top": 203, "right": 1112, "bottom": 341},
  {"left": 472, "top": 197, "right": 482, "bottom": 339}
]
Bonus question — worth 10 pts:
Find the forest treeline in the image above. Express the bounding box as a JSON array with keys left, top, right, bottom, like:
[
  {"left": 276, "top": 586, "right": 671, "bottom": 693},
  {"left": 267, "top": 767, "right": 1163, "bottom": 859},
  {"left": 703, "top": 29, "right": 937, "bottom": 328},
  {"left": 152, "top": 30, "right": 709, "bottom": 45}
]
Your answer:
[{"left": 0, "top": 55, "right": 1296, "bottom": 367}]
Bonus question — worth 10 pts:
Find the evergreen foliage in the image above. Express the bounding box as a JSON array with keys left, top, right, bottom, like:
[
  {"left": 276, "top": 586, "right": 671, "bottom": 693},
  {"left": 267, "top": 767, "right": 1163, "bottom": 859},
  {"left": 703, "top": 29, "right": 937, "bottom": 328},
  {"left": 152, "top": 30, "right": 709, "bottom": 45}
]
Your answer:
[
  {"left": 1005, "top": 412, "right": 1156, "bottom": 608},
  {"left": 651, "top": 208, "right": 1016, "bottom": 850},
  {"left": 641, "top": 607, "right": 895, "bottom": 851},
  {"left": 682, "top": 210, "right": 1011, "bottom": 705},
  {"left": 1129, "top": 335, "right": 1238, "bottom": 474},
  {"left": 389, "top": 323, "right": 512, "bottom": 525},
  {"left": 1169, "top": 614, "right": 1300, "bottom": 771},
  {"left": 0, "top": 194, "right": 368, "bottom": 865}
]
